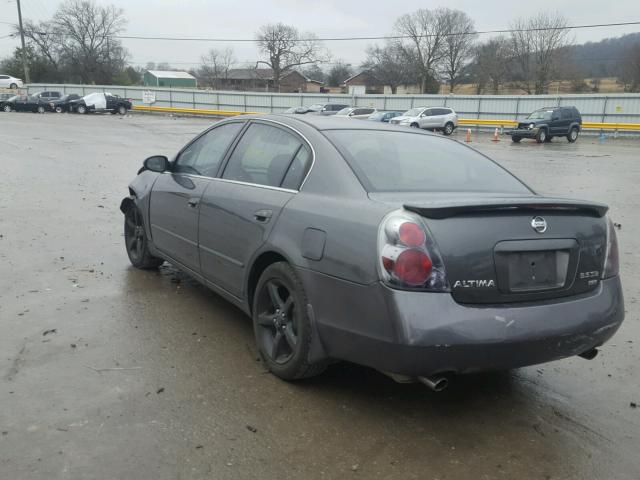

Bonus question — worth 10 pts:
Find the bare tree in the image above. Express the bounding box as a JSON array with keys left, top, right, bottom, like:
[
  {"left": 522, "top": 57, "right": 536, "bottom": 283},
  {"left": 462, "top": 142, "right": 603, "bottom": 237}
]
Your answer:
[
  {"left": 509, "top": 13, "right": 571, "bottom": 94},
  {"left": 394, "top": 8, "right": 449, "bottom": 93},
  {"left": 363, "top": 41, "right": 416, "bottom": 94},
  {"left": 472, "top": 37, "right": 509, "bottom": 94},
  {"left": 198, "top": 48, "right": 235, "bottom": 89},
  {"left": 326, "top": 61, "right": 352, "bottom": 87},
  {"left": 256, "top": 23, "right": 329, "bottom": 91},
  {"left": 618, "top": 43, "right": 640, "bottom": 92},
  {"left": 439, "top": 10, "right": 476, "bottom": 92}
]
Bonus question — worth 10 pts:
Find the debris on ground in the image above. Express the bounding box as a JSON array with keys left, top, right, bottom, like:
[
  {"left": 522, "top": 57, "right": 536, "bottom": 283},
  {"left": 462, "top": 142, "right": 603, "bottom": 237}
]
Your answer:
[
  {"left": 42, "top": 329, "right": 57, "bottom": 336},
  {"left": 156, "top": 387, "right": 165, "bottom": 394},
  {"left": 246, "top": 425, "right": 257, "bottom": 433},
  {"left": 631, "top": 402, "right": 637, "bottom": 409}
]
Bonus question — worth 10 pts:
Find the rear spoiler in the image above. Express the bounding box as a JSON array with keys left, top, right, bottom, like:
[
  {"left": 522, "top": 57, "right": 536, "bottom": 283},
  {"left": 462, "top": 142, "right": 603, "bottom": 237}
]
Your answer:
[{"left": 404, "top": 198, "right": 608, "bottom": 219}]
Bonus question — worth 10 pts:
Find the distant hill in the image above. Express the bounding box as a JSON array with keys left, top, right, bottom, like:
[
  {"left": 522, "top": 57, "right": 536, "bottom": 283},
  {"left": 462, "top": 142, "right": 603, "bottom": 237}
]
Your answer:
[{"left": 569, "top": 32, "right": 640, "bottom": 78}]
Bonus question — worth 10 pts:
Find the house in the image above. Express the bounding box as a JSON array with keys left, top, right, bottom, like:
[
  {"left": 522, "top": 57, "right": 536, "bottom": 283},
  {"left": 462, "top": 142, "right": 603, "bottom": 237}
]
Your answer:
[
  {"left": 343, "top": 70, "right": 421, "bottom": 94},
  {"left": 210, "top": 68, "right": 323, "bottom": 93},
  {"left": 143, "top": 70, "right": 197, "bottom": 88}
]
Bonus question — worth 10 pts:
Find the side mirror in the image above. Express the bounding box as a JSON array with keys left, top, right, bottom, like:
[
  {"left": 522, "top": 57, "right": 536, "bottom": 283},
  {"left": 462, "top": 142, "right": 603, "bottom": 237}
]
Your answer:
[{"left": 143, "top": 155, "right": 169, "bottom": 172}]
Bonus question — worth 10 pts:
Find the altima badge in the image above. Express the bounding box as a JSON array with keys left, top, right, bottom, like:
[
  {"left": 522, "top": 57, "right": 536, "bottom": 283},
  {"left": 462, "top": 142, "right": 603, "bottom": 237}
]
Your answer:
[{"left": 531, "top": 216, "right": 547, "bottom": 233}]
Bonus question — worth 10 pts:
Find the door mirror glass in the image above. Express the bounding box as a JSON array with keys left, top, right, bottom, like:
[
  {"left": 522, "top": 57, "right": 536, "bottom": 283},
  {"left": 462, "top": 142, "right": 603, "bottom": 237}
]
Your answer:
[{"left": 144, "top": 155, "right": 169, "bottom": 172}]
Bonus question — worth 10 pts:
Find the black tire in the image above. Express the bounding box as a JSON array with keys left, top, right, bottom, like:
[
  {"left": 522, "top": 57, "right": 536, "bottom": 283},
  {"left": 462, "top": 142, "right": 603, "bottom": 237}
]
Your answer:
[
  {"left": 511, "top": 136, "right": 521, "bottom": 143},
  {"left": 117, "top": 105, "right": 127, "bottom": 115},
  {"left": 443, "top": 122, "right": 454, "bottom": 136},
  {"left": 567, "top": 127, "right": 579, "bottom": 143},
  {"left": 124, "top": 205, "right": 164, "bottom": 269},
  {"left": 544, "top": 135, "right": 553, "bottom": 143},
  {"left": 252, "top": 262, "right": 328, "bottom": 381},
  {"left": 3, "top": 104, "right": 11, "bottom": 113},
  {"left": 535, "top": 128, "right": 547, "bottom": 143},
  {"left": 9, "top": 83, "right": 17, "bottom": 89},
  {"left": 54, "top": 106, "right": 63, "bottom": 113},
  {"left": 77, "top": 105, "right": 87, "bottom": 114},
  {"left": 37, "top": 105, "right": 45, "bottom": 114},
  {"left": 410, "top": 123, "right": 420, "bottom": 128}
]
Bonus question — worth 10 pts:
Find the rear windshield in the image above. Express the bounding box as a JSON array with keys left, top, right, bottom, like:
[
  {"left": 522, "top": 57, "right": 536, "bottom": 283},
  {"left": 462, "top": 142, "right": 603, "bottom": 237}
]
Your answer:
[{"left": 325, "top": 130, "right": 531, "bottom": 193}]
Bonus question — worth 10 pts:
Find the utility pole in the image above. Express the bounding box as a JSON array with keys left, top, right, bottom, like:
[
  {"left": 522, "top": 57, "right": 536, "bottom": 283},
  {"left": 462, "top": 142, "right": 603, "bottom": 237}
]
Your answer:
[{"left": 16, "top": 0, "right": 30, "bottom": 84}]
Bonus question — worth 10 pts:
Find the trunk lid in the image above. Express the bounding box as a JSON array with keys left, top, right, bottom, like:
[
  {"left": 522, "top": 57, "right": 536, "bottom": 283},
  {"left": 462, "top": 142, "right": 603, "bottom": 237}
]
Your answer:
[{"left": 370, "top": 193, "right": 609, "bottom": 304}]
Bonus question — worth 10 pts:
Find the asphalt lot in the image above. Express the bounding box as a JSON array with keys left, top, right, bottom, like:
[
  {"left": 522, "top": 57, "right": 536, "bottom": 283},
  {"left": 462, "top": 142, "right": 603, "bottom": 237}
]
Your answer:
[{"left": 1, "top": 112, "right": 639, "bottom": 480}]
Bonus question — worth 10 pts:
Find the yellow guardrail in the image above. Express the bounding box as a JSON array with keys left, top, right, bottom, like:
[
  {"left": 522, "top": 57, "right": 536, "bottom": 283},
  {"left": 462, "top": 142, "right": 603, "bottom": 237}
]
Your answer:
[
  {"left": 132, "top": 105, "right": 640, "bottom": 131},
  {"left": 132, "top": 105, "right": 259, "bottom": 116}
]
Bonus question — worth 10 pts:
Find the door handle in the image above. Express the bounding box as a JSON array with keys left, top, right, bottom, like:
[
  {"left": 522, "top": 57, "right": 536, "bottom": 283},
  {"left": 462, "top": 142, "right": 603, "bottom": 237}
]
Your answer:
[
  {"left": 253, "top": 209, "right": 273, "bottom": 223},
  {"left": 188, "top": 198, "right": 199, "bottom": 208}
]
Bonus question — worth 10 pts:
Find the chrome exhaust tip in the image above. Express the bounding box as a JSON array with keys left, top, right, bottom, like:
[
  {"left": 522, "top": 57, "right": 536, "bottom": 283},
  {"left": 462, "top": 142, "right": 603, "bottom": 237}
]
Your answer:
[{"left": 418, "top": 375, "right": 449, "bottom": 392}]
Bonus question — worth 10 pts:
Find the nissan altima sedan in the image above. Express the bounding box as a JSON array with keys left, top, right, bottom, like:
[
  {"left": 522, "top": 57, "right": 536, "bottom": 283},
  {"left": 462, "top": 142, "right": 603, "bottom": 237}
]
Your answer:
[{"left": 120, "top": 115, "right": 623, "bottom": 390}]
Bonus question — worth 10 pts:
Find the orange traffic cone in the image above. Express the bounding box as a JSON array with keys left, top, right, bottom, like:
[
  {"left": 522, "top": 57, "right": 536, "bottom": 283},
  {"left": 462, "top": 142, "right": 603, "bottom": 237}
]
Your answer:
[
  {"left": 492, "top": 128, "right": 500, "bottom": 142},
  {"left": 465, "top": 129, "right": 472, "bottom": 143}
]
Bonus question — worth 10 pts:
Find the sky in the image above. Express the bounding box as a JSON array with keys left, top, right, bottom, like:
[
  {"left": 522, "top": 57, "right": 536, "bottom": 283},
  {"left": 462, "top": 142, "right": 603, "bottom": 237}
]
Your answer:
[{"left": 1, "top": 0, "right": 639, "bottom": 70}]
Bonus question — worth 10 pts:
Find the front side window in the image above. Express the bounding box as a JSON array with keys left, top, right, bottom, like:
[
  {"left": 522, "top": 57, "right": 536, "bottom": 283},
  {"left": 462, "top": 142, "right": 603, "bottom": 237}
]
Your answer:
[
  {"left": 174, "top": 122, "right": 243, "bottom": 177},
  {"left": 325, "top": 130, "right": 531, "bottom": 194},
  {"left": 223, "top": 123, "right": 304, "bottom": 188}
]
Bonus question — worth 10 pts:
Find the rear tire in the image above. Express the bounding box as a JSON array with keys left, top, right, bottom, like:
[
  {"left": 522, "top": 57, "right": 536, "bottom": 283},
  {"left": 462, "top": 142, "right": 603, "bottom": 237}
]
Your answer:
[
  {"left": 567, "top": 127, "right": 579, "bottom": 143},
  {"left": 37, "top": 105, "right": 45, "bottom": 114},
  {"left": 3, "top": 104, "right": 12, "bottom": 112},
  {"left": 511, "top": 136, "right": 521, "bottom": 143},
  {"left": 77, "top": 105, "right": 87, "bottom": 114},
  {"left": 535, "top": 128, "right": 547, "bottom": 143},
  {"left": 55, "top": 106, "right": 63, "bottom": 113},
  {"left": 443, "top": 122, "right": 454, "bottom": 136},
  {"left": 124, "top": 205, "right": 164, "bottom": 269},
  {"left": 252, "top": 262, "right": 328, "bottom": 381}
]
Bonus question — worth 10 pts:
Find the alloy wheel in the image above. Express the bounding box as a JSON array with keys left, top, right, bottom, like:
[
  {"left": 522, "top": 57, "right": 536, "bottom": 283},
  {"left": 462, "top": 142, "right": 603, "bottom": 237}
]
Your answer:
[
  {"left": 255, "top": 279, "right": 298, "bottom": 364},
  {"left": 124, "top": 207, "right": 145, "bottom": 262}
]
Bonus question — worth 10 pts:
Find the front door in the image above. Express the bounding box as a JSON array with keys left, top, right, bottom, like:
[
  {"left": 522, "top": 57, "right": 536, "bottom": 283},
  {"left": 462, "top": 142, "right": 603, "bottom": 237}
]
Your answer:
[
  {"left": 199, "top": 122, "right": 312, "bottom": 297},
  {"left": 149, "top": 121, "right": 244, "bottom": 273}
]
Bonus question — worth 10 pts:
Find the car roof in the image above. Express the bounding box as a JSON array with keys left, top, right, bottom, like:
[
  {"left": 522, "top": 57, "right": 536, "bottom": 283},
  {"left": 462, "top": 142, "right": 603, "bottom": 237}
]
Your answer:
[{"left": 242, "top": 113, "right": 434, "bottom": 133}]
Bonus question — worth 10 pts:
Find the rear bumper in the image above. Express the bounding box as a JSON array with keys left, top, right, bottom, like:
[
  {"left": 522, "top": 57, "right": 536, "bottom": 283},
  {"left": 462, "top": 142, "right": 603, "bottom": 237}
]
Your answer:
[{"left": 299, "top": 270, "right": 624, "bottom": 376}]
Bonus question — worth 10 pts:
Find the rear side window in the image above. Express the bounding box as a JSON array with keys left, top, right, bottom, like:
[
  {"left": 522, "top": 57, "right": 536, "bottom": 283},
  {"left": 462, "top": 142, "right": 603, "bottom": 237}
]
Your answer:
[
  {"left": 223, "top": 123, "right": 303, "bottom": 188},
  {"left": 175, "top": 122, "right": 243, "bottom": 177},
  {"left": 561, "top": 109, "right": 572, "bottom": 120},
  {"left": 354, "top": 108, "right": 374, "bottom": 115},
  {"left": 433, "top": 108, "right": 450, "bottom": 115},
  {"left": 281, "top": 145, "right": 311, "bottom": 190},
  {"left": 325, "top": 130, "right": 530, "bottom": 194}
]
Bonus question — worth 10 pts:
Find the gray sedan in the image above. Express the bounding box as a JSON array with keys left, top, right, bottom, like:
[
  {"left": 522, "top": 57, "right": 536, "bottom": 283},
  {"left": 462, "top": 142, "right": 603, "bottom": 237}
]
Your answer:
[{"left": 120, "top": 115, "right": 624, "bottom": 390}]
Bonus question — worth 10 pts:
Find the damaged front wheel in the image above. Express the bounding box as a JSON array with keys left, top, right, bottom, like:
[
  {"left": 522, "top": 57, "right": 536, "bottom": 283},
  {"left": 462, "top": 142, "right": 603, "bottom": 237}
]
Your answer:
[{"left": 124, "top": 205, "right": 164, "bottom": 269}]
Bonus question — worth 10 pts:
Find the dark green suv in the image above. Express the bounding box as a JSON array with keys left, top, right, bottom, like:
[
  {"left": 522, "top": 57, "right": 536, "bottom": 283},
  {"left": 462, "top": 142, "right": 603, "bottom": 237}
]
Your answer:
[{"left": 507, "top": 106, "right": 582, "bottom": 143}]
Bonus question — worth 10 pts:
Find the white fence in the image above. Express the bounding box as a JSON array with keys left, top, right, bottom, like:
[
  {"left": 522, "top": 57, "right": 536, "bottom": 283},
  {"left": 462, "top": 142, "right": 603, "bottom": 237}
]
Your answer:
[{"left": 26, "top": 83, "right": 640, "bottom": 126}]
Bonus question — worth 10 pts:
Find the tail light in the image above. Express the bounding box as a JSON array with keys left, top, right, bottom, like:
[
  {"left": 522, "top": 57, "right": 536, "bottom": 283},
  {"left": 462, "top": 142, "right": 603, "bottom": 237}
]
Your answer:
[
  {"left": 602, "top": 217, "right": 619, "bottom": 278},
  {"left": 378, "top": 210, "right": 449, "bottom": 291}
]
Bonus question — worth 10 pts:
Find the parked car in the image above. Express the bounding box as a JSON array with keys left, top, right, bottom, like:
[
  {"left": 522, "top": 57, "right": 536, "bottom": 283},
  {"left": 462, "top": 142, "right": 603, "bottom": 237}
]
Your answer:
[
  {"left": 367, "top": 110, "right": 404, "bottom": 123},
  {"left": 0, "top": 94, "right": 49, "bottom": 113},
  {"left": 48, "top": 93, "right": 81, "bottom": 113},
  {"left": 32, "top": 91, "right": 62, "bottom": 102},
  {"left": 120, "top": 114, "right": 623, "bottom": 390},
  {"left": 70, "top": 92, "right": 132, "bottom": 114},
  {"left": 334, "top": 107, "right": 377, "bottom": 119},
  {"left": 308, "top": 103, "right": 350, "bottom": 115},
  {"left": 283, "top": 106, "right": 312, "bottom": 114},
  {"left": 0, "top": 74, "right": 23, "bottom": 89},
  {"left": 0, "top": 92, "right": 15, "bottom": 102},
  {"left": 390, "top": 107, "right": 458, "bottom": 135},
  {"left": 507, "top": 106, "right": 582, "bottom": 143}
]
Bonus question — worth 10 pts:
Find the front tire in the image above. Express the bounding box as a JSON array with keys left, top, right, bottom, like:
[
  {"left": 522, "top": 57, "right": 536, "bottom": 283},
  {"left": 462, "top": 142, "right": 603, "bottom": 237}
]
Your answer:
[
  {"left": 55, "top": 106, "right": 63, "bottom": 113},
  {"left": 567, "top": 127, "right": 579, "bottom": 143},
  {"left": 9, "top": 83, "right": 17, "bottom": 89},
  {"left": 124, "top": 205, "right": 164, "bottom": 269},
  {"left": 37, "top": 105, "right": 45, "bottom": 114},
  {"left": 511, "top": 136, "right": 521, "bottom": 143},
  {"left": 253, "top": 262, "right": 328, "bottom": 380},
  {"left": 536, "top": 128, "right": 547, "bottom": 143},
  {"left": 410, "top": 123, "right": 420, "bottom": 128},
  {"left": 117, "top": 105, "right": 127, "bottom": 115},
  {"left": 77, "top": 105, "right": 87, "bottom": 114},
  {"left": 443, "top": 122, "right": 454, "bottom": 136},
  {"left": 3, "top": 104, "right": 11, "bottom": 112}
]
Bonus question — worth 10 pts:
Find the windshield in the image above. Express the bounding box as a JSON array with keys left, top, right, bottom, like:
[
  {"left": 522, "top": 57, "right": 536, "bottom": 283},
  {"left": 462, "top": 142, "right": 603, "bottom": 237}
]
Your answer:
[
  {"left": 368, "top": 112, "right": 384, "bottom": 120},
  {"left": 325, "top": 130, "right": 530, "bottom": 193},
  {"left": 527, "top": 110, "right": 553, "bottom": 120},
  {"left": 335, "top": 108, "right": 353, "bottom": 116},
  {"left": 403, "top": 108, "right": 423, "bottom": 117}
]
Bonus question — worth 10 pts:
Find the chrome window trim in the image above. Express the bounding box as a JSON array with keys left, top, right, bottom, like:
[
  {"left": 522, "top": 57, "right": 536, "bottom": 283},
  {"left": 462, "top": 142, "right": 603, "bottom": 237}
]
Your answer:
[{"left": 162, "top": 172, "right": 298, "bottom": 194}]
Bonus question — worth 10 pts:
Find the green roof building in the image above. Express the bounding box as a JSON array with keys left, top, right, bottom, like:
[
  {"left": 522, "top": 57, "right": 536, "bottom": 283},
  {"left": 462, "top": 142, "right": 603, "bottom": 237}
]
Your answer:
[{"left": 143, "top": 70, "right": 197, "bottom": 88}]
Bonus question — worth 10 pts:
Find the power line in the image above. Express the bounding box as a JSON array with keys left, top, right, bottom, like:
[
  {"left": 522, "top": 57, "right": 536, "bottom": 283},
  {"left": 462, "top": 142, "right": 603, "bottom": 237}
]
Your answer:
[{"left": 5, "top": 20, "right": 640, "bottom": 43}]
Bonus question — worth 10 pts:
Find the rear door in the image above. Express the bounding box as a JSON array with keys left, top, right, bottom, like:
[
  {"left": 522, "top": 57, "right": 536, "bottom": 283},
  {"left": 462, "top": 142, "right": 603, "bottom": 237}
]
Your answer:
[
  {"left": 149, "top": 122, "right": 244, "bottom": 273},
  {"left": 198, "top": 121, "right": 311, "bottom": 297}
]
